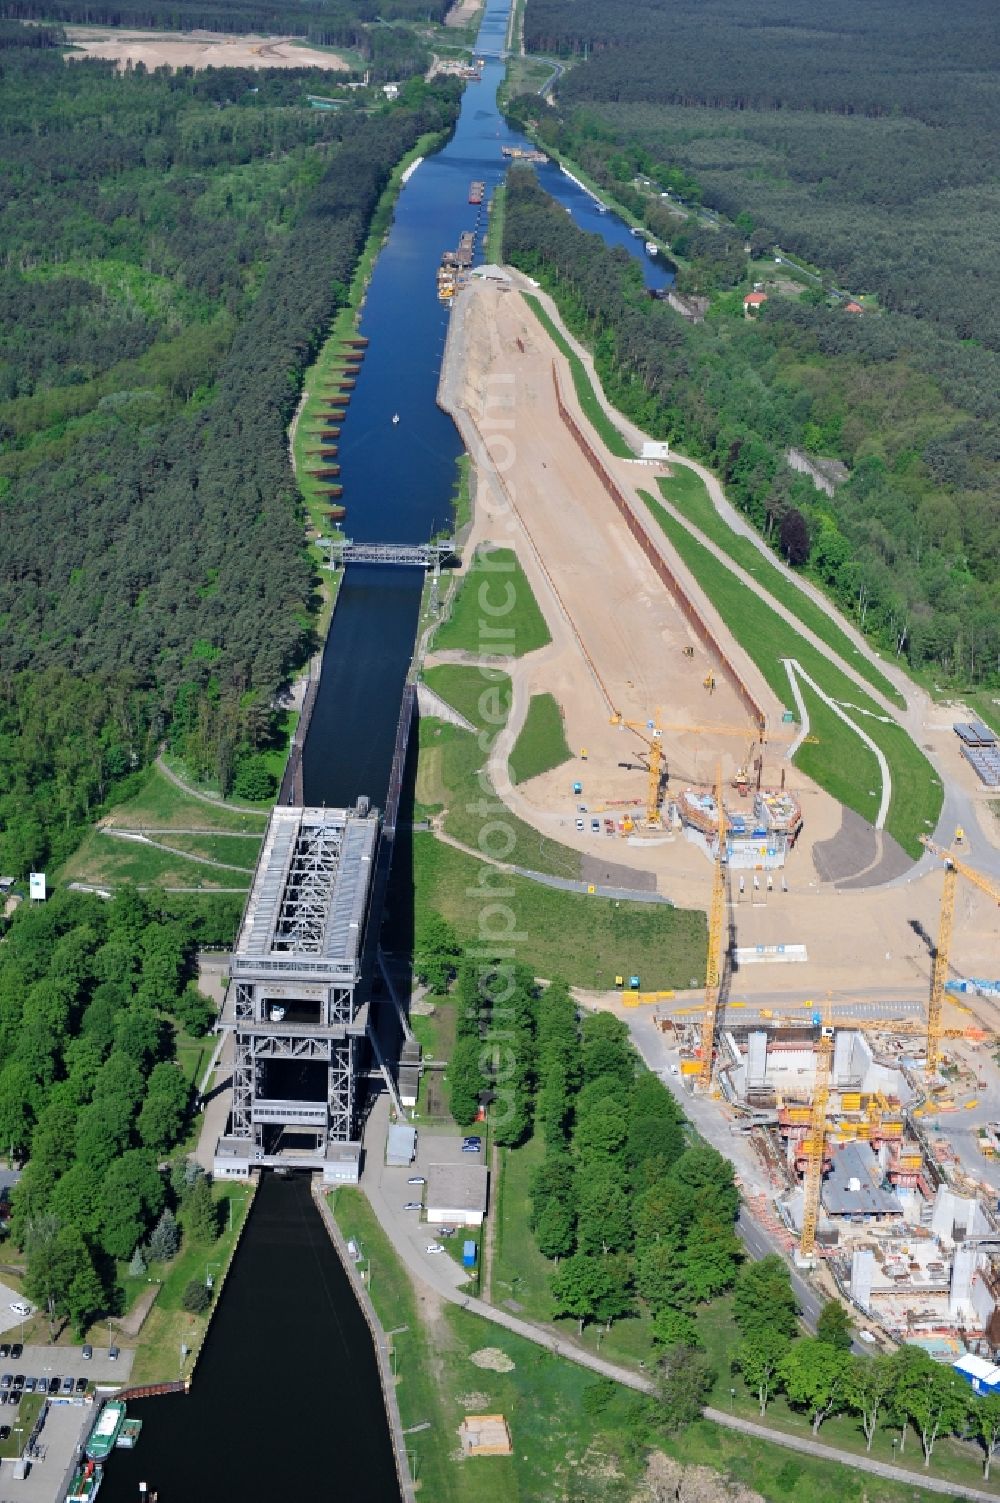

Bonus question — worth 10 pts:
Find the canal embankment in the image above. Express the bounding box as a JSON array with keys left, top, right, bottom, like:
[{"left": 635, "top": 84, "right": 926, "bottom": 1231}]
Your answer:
[{"left": 311, "top": 1180, "right": 416, "bottom": 1503}]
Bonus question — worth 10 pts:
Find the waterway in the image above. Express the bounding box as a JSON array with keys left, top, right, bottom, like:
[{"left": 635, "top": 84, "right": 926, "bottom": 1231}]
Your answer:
[
  {"left": 104, "top": 11, "right": 673, "bottom": 1500},
  {"left": 302, "top": 0, "right": 672, "bottom": 809}
]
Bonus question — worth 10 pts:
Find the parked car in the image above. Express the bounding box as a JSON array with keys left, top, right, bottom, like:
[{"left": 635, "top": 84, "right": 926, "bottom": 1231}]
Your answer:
[
  {"left": 0, "top": 1375, "right": 12, "bottom": 1391},
  {"left": 60, "top": 1376, "right": 74, "bottom": 1395},
  {"left": 406, "top": 1176, "right": 425, "bottom": 1185},
  {"left": 48, "top": 1377, "right": 60, "bottom": 1394},
  {"left": 8, "top": 1304, "right": 29, "bottom": 1319},
  {"left": 402, "top": 1202, "right": 422, "bottom": 1212},
  {"left": 461, "top": 1143, "right": 481, "bottom": 1154},
  {"left": 462, "top": 1135, "right": 481, "bottom": 1146},
  {"left": 575, "top": 818, "right": 585, "bottom": 832},
  {"left": 12, "top": 1374, "right": 24, "bottom": 1389},
  {"left": 425, "top": 1244, "right": 444, "bottom": 1255},
  {"left": 8, "top": 1391, "right": 20, "bottom": 1407},
  {"left": 22, "top": 1378, "right": 34, "bottom": 1394},
  {"left": 437, "top": 1226, "right": 456, "bottom": 1237},
  {"left": 0, "top": 1346, "right": 9, "bottom": 1361},
  {"left": 9, "top": 1345, "right": 22, "bottom": 1361},
  {"left": 0, "top": 1425, "right": 9, "bottom": 1441},
  {"left": 108, "top": 1346, "right": 119, "bottom": 1362},
  {"left": 75, "top": 1377, "right": 88, "bottom": 1394},
  {"left": 81, "top": 1345, "right": 92, "bottom": 1360},
  {"left": 590, "top": 818, "right": 600, "bottom": 833}
]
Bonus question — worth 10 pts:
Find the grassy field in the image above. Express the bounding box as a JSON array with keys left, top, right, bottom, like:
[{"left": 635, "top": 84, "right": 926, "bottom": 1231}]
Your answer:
[
  {"left": 60, "top": 831, "right": 252, "bottom": 892},
  {"left": 125, "top": 1182, "right": 253, "bottom": 1386},
  {"left": 411, "top": 832, "right": 707, "bottom": 989},
  {"left": 657, "top": 468, "right": 905, "bottom": 709},
  {"left": 484, "top": 182, "right": 506, "bottom": 263},
  {"left": 420, "top": 666, "right": 582, "bottom": 879},
  {"left": 641, "top": 490, "right": 942, "bottom": 856},
  {"left": 330, "top": 1192, "right": 944, "bottom": 1503},
  {"left": 509, "top": 692, "right": 573, "bottom": 784},
  {"left": 522, "top": 293, "right": 634, "bottom": 458},
  {"left": 102, "top": 763, "right": 269, "bottom": 833},
  {"left": 331, "top": 1188, "right": 650, "bottom": 1502},
  {"left": 433, "top": 545, "right": 551, "bottom": 658},
  {"left": 58, "top": 762, "right": 265, "bottom": 893},
  {"left": 450, "top": 451, "right": 473, "bottom": 535}
]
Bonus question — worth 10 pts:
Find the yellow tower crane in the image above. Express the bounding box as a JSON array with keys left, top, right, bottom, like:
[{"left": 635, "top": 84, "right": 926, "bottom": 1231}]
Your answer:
[
  {"left": 920, "top": 836, "right": 1000, "bottom": 1075},
  {"left": 800, "top": 998, "right": 836, "bottom": 1259},
  {"left": 698, "top": 767, "right": 727, "bottom": 1086},
  {"left": 609, "top": 712, "right": 779, "bottom": 822}
]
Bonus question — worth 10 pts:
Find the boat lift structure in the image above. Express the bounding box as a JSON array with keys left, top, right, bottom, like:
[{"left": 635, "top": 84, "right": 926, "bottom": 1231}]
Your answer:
[{"left": 320, "top": 538, "right": 454, "bottom": 568}]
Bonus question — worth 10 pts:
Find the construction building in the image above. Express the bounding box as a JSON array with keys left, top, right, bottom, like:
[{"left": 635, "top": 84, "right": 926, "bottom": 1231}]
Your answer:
[
  {"left": 672, "top": 786, "right": 802, "bottom": 868},
  {"left": 214, "top": 802, "right": 379, "bottom": 1183}
]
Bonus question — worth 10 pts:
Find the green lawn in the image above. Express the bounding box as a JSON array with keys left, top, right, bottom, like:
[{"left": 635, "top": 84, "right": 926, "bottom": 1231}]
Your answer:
[
  {"left": 0, "top": 1393, "right": 43, "bottom": 1458},
  {"left": 161, "top": 832, "right": 260, "bottom": 870},
  {"left": 420, "top": 667, "right": 582, "bottom": 879},
  {"left": 60, "top": 830, "right": 252, "bottom": 892},
  {"left": 411, "top": 831, "right": 707, "bottom": 990},
  {"left": 509, "top": 692, "right": 573, "bottom": 784},
  {"left": 126, "top": 1182, "right": 252, "bottom": 1386},
  {"left": 331, "top": 1188, "right": 649, "bottom": 1502},
  {"left": 641, "top": 490, "right": 941, "bottom": 856},
  {"left": 657, "top": 468, "right": 905, "bottom": 709},
  {"left": 484, "top": 182, "right": 506, "bottom": 263},
  {"left": 102, "top": 763, "right": 269, "bottom": 834},
  {"left": 433, "top": 544, "right": 551, "bottom": 658},
  {"left": 330, "top": 1192, "right": 946, "bottom": 1502},
  {"left": 522, "top": 293, "right": 633, "bottom": 458}
]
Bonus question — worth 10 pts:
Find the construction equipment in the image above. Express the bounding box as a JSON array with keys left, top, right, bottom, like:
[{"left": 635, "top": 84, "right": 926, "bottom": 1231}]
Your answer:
[
  {"left": 610, "top": 711, "right": 775, "bottom": 817},
  {"left": 920, "top": 837, "right": 1000, "bottom": 1075},
  {"left": 800, "top": 998, "right": 835, "bottom": 1258},
  {"left": 698, "top": 767, "right": 727, "bottom": 1086}
]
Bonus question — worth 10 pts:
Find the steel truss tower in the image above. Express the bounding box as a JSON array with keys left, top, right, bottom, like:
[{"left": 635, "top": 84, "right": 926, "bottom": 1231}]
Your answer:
[{"left": 214, "top": 803, "right": 379, "bottom": 1182}]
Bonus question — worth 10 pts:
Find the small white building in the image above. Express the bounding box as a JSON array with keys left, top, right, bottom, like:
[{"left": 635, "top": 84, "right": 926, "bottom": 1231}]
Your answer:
[{"left": 426, "top": 1162, "right": 489, "bottom": 1227}]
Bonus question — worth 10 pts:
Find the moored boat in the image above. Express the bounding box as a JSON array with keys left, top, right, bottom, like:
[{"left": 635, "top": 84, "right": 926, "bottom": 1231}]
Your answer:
[{"left": 86, "top": 1400, "right": 126, "bottom": 1462}]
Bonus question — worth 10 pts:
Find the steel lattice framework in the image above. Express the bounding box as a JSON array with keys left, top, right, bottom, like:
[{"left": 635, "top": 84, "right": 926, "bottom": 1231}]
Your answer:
[{"left": 220, "top": 805, "right": 378, "bottom": 1171}]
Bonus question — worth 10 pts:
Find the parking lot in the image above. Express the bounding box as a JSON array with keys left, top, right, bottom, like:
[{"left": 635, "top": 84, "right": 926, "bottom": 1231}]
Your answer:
[
  {"left": 0, "top": 1345, "right": 133, "bottom": 1389},
  {"left": 362, "top": 1098, "right": 485, "bottom": 1287}
]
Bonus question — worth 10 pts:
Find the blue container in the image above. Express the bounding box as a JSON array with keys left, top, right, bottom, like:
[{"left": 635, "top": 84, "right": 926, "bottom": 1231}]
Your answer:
[{"left": 463, "top": 1240, "right": 477, "bottom": 1269}]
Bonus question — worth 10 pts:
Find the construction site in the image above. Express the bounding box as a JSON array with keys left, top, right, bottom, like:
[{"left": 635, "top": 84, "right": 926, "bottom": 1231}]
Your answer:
[{"left": 439, "top": 271, "right": 1000, "bottom": 1362}]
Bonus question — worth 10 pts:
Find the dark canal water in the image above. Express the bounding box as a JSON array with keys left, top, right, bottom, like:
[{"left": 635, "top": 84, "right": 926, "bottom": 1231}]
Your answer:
[{"left": 104, "top": 10, "right": 673, "bottom": 1499}]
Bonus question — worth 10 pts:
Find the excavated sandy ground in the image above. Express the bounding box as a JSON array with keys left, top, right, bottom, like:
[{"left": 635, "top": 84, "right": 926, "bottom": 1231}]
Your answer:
[
  {"left": 64, "top": 27, "right": 349, "bottom": 72},
  {"left": 443, "top": 280, "right": 1000, "bottom": 997}
]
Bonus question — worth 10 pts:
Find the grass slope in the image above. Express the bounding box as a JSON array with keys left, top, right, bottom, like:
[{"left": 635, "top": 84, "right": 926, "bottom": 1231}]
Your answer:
[
  {"left": 509, "top": 692, "right": 573, "bottom": 783},
  {"left": 522, "top": 293, "right": 633, "bottom": 458},
  {"left": 641, "top": 491, "right": 941, "bottom": 856},
  {"left": 412, "top": 831, "right": 706, "bottom": 989},
  {"left": 433, "top": 544, "right": 551, "bottom": 658},
  {"left": 60, "top": 831, "right": 252, "bottom": 892},
  {"left": 102, "top": 763, "right": 269, "bottom": 834},
  {"left": 658, "top": 468, "right": 905, "bottom": 708},
  {"left": 420, "top": 666, "right": 581, "bottom": 879}
]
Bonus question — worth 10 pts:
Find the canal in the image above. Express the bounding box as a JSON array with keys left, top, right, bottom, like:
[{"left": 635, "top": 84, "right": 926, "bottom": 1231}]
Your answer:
[{"left": 104, "top": 8, "right": 672, "bottom": 1499}]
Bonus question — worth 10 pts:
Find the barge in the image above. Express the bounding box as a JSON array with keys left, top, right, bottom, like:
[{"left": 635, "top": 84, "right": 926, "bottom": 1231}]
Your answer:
[
  {"left": 469, "top": 180, "right": 485, "bottom": 205},
  {"left": 86, "top": 1400, "right": 126, "bottom": 1462}
]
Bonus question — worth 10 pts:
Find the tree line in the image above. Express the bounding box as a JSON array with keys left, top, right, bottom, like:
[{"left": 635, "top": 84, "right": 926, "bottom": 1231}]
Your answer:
[
  {"left": 0, "top": 887, "right": 222, "bottom": 1333},
  {"left": 500, "top": 167, "right": 1000, "bottom": 691},
  {"left": 735, "top": 1254, "right": 1000, "bottom": 1477}
]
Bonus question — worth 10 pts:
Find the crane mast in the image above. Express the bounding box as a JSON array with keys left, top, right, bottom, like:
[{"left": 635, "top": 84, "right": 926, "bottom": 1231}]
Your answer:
[
  {"left": 698, "top": 769, "right": 727, "bottom": 1086},
  {"left": 921, "top": 836, "right": 1000, "bottom": 1076},
  {"left": 800, "top": 1003, "right": 835, "bottom": 1258}
]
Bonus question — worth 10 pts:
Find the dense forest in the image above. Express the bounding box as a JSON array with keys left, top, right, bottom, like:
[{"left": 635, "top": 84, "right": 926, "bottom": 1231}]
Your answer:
[
  {"left": 522, "top": 0, "right": 1000, "bottom": 354},
  {"left": 502, "top": 169, "right": 1000, "bottom": 688},
  {"left": 0, "top": 24, "right": 459, "bottom": 874},
  {"left": 0, "top": 887, "right": 223, "bottom": 1332},
  {"left": 0, "top": 0, "right": 448, "bottom": 48}
]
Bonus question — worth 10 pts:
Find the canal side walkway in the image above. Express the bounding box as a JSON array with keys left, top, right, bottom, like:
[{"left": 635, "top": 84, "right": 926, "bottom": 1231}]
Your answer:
[{"left": 357, "top": 1098, "right": 1000, "bottom": 1502}]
